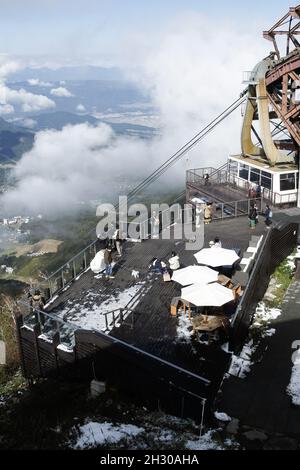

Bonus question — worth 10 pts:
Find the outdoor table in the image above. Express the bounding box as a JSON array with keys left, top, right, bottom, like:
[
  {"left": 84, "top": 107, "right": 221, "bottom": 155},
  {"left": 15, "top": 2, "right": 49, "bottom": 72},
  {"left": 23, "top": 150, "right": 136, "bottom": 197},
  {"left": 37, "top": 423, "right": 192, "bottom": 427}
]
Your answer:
[
  {"left": 170, "top": 297, "right": 191, "bottom": 319},
  {"left": 192, "top": 314, "right": 230, "bottom": 333},
  {"left": 217, "top": 274, "right": 233, "bottom": 288}
]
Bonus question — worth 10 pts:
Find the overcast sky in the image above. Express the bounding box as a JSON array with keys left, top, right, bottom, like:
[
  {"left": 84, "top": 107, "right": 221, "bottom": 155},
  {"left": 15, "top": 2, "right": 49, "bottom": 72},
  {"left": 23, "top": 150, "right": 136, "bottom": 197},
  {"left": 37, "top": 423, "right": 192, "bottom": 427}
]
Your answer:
[{"left": 0, "top": 0, "right": 295, "bottom": 67}]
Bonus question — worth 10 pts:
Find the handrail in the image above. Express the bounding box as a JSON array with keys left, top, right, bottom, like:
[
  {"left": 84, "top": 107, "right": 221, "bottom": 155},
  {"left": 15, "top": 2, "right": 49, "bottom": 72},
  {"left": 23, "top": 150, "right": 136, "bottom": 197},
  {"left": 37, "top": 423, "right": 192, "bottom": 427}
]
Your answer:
[
  {"left": 18, "top": 300, "right": 211, "bottom": 388},
  {"left": 231, "top": 228, "right": 270, "bottom": 327},
  {"left": 188, "top": 195, "right": 263, "bottom": 219},
  {"left": 43, "top": 190, "right": 187, "bottom": 299},
  {"left": 47, "top": 238, "right": 98, "bottom": 280}
]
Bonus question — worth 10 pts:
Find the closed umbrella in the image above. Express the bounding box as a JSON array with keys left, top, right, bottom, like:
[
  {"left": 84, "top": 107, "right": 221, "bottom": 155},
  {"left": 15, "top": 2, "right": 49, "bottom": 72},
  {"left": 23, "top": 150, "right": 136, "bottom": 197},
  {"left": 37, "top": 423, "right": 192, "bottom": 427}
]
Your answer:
[
  {"left": 194, "top": 247, "right": 240, "bottom": 267},
  {"left": 181, "top": 282, "right": 234, "bottom": 307},
  {"left": 172, "top": 265, "right": 218, "bottom": 286}
]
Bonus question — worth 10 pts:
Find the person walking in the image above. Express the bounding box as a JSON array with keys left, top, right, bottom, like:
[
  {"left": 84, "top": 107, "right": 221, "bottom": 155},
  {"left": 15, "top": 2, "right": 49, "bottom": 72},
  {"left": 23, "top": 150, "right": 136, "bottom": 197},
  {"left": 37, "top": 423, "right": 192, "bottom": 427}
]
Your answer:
[
  {"left": 204, "top": 173, "right": 210, "bottom": 186},
  {"left": 264, "top": 204, "right": 273, "bottom": 228}
]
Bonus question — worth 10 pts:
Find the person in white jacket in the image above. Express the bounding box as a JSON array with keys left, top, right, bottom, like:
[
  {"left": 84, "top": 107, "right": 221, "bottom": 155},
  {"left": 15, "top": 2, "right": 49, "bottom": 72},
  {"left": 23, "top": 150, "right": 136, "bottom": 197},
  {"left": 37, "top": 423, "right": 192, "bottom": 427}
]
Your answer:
[{"left": 168, "top": 251, "right": 180, "bottom": 271}]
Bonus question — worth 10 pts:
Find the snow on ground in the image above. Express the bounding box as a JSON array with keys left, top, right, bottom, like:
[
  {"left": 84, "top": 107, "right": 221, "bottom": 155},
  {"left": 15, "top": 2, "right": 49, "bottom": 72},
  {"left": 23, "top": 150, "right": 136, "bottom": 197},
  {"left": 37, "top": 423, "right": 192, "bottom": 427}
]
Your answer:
[
  {"left": 229, "top": 340, "right": 257, "bottom": 378},
  {"left": 251, "top": 301, "right": 282, "bottom": 329},
  {"left": 261, "top": 328, "right": 276, "bottom": 338},
  {"left": 185, "top": 430, "right": 224, "bottom": 450},
  {"left": 286, "top": 246, "right": 300, "bottom": 270},
  {"left": 70, "top": 421, "right": 144, "bottom": 449},
  {"left": 68, "top": 418, "right": 233, "bottom": 450},
  {"left": 287, "top": 349, "right": 300, "bottom": 406},
  {"left": 56, "top": 283, "right": 148, "bottom": 332},
  {"left": 229, "top": 300, "right": 283, "bottom": 380}
]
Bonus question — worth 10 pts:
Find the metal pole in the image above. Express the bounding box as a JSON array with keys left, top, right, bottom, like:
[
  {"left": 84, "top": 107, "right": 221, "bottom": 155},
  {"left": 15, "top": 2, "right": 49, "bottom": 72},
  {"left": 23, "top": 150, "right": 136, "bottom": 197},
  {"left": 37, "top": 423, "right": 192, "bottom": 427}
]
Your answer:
[{"left": 199, "top": 399, "right": 206, "bottom": 437}]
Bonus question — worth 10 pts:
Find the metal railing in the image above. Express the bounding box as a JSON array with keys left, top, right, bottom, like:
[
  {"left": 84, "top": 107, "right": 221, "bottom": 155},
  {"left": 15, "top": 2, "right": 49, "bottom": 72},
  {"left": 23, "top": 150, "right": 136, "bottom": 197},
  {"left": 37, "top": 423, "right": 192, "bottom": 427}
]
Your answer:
[
  {"left": 186, "top": 164, "right": 229, "bottom": 187},
  {"left": 242, "top": 70, "right": 258, "bottom": 83},
  {"left": 20, "top": 299, "right": 139, "bottom": 347},
  {"left": 186, "top": 167, "right": 217, "bottom": 184},
  {"left": 20, "top": 300, "right": 78, "bottom": 348},
  {"left": 188, "top": 196, "right": 263, "bottom": 219},
  {"left": 45, "top": 238, "right": 101, "bottom": 300}
]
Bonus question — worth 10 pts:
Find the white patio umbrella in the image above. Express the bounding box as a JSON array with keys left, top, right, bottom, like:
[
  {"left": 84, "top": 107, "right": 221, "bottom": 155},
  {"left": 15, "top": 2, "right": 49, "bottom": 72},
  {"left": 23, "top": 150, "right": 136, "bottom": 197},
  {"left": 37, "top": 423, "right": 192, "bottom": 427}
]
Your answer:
[
  {"left": 172, "top": 265, "right": 218, "bottom": 286},
  {"left": 194, "top": 247, "right": 240, "bottom": 267},
  {"left": 181, "top": 282, "right": 234, "bottom": 307}
]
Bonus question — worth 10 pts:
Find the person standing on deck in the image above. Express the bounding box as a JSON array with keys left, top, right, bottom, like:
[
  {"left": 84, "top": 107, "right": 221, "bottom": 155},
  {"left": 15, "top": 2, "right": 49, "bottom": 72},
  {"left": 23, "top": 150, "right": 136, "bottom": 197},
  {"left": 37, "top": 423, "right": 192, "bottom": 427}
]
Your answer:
[
  {"left": 204, "top": 173, "right": 210, "bottom": 186},
  {"left": 28, "top": 289, "right": 46, "bottom": 325},
  {"left": 113, "top": 228, "right": 124, "bottom": 257},
  {"left": 104, "top": 248, "right": 114, "bottom": 278},
  {"left": 248, "top": 203, "right": 257, "bottom": 229},
  {"left": 264, "top": 204, "right": 273, "bottom": 228},
  {"left": 151, "top": 211, "right": 160, "bottom": 238},
  {"left": 254, "top": 202, "right": 259, "bottom": 225}
]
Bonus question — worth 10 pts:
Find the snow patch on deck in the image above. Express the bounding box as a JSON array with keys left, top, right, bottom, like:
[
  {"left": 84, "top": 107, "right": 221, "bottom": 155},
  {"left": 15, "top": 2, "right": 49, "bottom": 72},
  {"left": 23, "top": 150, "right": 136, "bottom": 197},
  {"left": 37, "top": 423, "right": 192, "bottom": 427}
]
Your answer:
[{"left": 56, "top": 282, "right": 149, "bottom": 332}]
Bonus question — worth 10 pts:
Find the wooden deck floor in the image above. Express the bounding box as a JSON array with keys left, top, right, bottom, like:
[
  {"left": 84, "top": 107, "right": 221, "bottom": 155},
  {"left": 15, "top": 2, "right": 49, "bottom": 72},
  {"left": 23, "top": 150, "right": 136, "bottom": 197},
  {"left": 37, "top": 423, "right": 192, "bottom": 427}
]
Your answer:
[
  {"left": 45, "top": 216, "right": 266, "bottom": 384},
  {"left": 188, "top": 181, "right": 249, "bottom": 204}
]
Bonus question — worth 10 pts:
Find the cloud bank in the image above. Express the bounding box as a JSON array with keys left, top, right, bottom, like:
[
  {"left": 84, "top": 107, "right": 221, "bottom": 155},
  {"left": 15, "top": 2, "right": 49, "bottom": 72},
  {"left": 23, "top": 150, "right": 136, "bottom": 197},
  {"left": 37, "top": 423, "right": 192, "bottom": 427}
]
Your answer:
[
  {"left": 2, "top": 122, "right": 157, "bottom": 214},
  {"left": 0, "top": 83, "right": 56, "bottom": 113}
]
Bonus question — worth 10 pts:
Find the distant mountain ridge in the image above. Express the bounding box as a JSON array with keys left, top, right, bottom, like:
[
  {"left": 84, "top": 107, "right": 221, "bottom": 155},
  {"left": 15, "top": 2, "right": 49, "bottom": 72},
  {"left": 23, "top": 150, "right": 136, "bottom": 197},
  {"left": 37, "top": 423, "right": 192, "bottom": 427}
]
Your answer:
[
  {"left": 8, "top": 66, "right": 124, "bottom": 82},
  {"left": 28, "top": 111, "right": 157, "bottom": 137},
  {"left": 0, "top": 118, "right": 34, "bottom": 165}
]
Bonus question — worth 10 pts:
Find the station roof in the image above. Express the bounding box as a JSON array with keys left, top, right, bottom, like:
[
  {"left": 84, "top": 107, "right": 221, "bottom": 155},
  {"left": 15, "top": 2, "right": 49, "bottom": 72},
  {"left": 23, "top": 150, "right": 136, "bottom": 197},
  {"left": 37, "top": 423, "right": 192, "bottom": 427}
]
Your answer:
[{"left": 229, "top": 154, "right": 298, "bottom": 174}]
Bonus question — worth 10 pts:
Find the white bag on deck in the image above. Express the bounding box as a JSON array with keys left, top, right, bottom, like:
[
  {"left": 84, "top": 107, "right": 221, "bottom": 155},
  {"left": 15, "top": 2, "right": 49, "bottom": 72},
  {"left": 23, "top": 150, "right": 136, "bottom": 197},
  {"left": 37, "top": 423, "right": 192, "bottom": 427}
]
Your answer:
[{"left": 90, "top": 250, "right": 106, "bottom": 274}]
